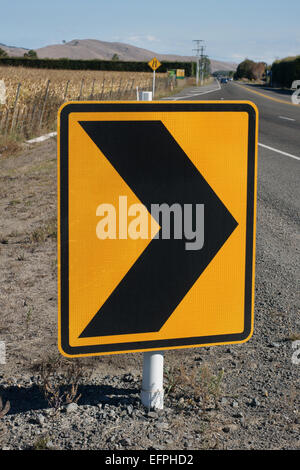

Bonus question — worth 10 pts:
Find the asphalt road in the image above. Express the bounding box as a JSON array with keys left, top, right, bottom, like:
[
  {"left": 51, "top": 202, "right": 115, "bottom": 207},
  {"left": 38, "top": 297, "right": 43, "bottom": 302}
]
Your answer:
[{"left": 168, "top": 79, "right": 300, "bottom": 330}]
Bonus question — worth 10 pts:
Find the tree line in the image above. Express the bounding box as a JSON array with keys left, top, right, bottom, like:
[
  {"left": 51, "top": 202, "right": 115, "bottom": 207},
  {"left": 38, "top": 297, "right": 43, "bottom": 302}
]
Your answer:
[
  {"left": 234, "top": 55, "right": 300, "bottom": 88},
  {"left": 0, "top": 48, "right": 194, "bottom": 76}
]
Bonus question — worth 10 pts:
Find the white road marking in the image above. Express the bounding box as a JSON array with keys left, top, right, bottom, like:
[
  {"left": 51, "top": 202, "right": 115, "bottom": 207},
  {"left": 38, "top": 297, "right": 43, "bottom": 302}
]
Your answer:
[
  {"left": 278, "top": 115, "right": 296, "bottom": 122},
  {"left": 259, "top": 143, "right": 300, "bottom": 161},
  {"left": 163, "top": 80, "right": 221, "bottom": 101}
]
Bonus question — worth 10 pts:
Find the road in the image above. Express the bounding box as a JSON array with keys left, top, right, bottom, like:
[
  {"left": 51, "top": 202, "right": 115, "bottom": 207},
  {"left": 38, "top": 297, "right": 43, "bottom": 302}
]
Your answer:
[{"left": 166, "top": 79, "right": 300, "bottom": 334}]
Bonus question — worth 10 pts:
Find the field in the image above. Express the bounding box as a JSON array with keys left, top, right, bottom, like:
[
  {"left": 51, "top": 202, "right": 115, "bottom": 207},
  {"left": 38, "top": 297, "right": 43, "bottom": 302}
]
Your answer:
[{"left": 0, "top": 66, "right": 173, "bottom": 142}]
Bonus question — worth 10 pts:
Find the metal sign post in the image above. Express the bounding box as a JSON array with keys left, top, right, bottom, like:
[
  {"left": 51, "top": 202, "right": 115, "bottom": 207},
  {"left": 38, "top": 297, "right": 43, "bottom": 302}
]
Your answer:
[
  {"left": 148, "top": 57, "right": 161, "bottom": 99},
  {"left": 152, "top": 69, "right": 156, "bottom": 98}
]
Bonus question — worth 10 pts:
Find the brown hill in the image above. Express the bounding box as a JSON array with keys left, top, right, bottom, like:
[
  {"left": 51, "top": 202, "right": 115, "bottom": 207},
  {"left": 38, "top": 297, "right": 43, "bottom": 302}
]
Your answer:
[{"left": 1, "top": 39, "right": 236, "bottom": 72}]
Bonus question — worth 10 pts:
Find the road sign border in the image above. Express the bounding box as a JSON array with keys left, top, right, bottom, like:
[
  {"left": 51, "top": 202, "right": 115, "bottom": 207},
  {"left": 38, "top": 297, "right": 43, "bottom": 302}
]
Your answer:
[{"left": 58, "top": 101, "right": 257, "bottom": 356}]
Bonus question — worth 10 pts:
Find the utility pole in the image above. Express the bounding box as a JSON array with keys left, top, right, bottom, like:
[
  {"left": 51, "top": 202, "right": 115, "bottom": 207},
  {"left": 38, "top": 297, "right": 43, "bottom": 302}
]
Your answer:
[
  {"left": 193, "top": 40, "right": 204, "bottom": 86},
  {"left": 199, "top": 44, "right": 206, "bottom": 86}
]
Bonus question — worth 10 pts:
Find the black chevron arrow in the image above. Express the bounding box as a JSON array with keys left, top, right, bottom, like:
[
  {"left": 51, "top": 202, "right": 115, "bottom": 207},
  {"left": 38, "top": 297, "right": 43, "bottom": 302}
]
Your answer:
[{"left": 78, "top": 121, "right": 238, "bottom": 338}]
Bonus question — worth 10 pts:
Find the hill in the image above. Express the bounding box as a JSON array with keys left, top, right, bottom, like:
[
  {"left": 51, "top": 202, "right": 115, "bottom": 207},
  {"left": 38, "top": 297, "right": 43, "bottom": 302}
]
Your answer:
[{"left": 0, "top": 39, "right": 236, "bottom": 72}]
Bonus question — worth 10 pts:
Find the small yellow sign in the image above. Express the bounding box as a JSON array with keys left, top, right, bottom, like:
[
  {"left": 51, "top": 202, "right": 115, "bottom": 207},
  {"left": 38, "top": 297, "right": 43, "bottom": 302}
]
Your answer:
[
  {"left": 148, "top": 57, "right": 161, "bottom": 71},
  {"left": 176, "top": 69, "right": 185, "bottom": 78}
]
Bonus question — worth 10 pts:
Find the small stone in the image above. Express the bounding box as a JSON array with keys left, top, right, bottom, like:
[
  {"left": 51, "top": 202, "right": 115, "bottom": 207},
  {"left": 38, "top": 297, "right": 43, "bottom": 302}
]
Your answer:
[
  {"left": 232, "top": 401, "right": 239, "bottom": 408},
  {"left": 221, "top": 398, "right": 228, "bottom": 406},
  {"left": 123, "top": 374, "right": 134, "bottom": 383},
  {"left": 147, "top": 411, "right": 157, "bottom": 418},
  {"left": 155, "top": 422, "right": 168, "bottom": 430},
  {"left": 65, "top": 402, "right": 79, "bottom": 413},
  {"left": 127, "top": 405, "right": 133, "bottom": 415},
  {"left": 250, "top": 398, "right": 260, "bottom": 407},
  {"left": 119, "top": 438, "right": 131, "bottom": 446},
  {"left": 233, "top": 412, "right": 244, "bottom": 418},
  {"left": 223, "top": 424, "right": 238, "bottom": 433},
  {"left": 37, "top": 414, "right": 45, "bottom": 426}
]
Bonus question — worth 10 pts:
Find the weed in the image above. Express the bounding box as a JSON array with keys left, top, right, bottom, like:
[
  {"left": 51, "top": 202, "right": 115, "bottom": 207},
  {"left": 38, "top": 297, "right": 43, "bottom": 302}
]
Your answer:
[
  {"left": 36, "top": 355, "right": 87, "bottom": 414},
  {"left": 164, "top": 363, "right": 224, "bottom": 411},
  {"left": 25, "top": 307, "right": 33, "bottom": 330},
  {"left": 0, "top": 396, "right": 10, "bottom": 440},
  {"left": 33, "top": 435, "right": 49, "bottom": 450},
  {"left": 0, "top": 396, "right": 10, "bottom": 418},
  {"left": 288, "top": 332, "right": 300, "bottom": 341},
  {"left": 29, "top": 218, "right": 57, "bottom": 243}
]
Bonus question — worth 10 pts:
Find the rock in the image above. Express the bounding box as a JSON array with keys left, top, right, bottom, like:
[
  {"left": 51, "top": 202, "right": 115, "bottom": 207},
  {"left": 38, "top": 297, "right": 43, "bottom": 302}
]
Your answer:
[
  {"left": 233, "top": 412, "right": 244, "bottom": 418},
  {"left": 119, "top": 438, "right": 131, "bottom": 446},
  {"left": 232, "top": 401, "right": 239, "bottom": 408},
  {"left": 221, "top": 398, "right": 228, "bottom": 406},
  {"left": 222, "top": 424, "right": 238, "bottom": 433},
  {"left": 249, "top": 398, "right": 260, "bottom": 407},
  {"left": 65, "top": 403, "right": 79, "bottom": 413},
  {"left": 37, "top": 414, "right": 45, "bottom": 426}
]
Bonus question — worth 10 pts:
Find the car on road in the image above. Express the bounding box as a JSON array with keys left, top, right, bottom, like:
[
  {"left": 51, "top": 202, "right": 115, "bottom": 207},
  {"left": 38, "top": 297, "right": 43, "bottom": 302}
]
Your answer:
[{"left": 220, "top": 78, "right": 228, "bottom": 84}]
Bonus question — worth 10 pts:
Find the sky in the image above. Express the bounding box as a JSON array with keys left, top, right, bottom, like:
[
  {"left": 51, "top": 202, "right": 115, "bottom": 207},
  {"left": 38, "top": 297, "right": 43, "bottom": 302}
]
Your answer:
[{"left": 1, "top": 0, "right": 299, "bottom": 64}]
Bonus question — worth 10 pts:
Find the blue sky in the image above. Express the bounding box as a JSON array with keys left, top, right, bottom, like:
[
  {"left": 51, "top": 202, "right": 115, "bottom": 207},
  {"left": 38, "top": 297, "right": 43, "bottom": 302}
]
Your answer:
[{"left": 1, "top": 0, "right": 299, "bottom": 64}]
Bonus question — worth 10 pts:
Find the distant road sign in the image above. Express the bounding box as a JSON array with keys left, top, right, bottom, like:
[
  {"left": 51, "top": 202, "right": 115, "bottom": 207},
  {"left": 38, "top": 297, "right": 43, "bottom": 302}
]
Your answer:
[
  {"left": 58, "top": 101, "right": 258, "bottom": 357},
  {"left": 148, "top": 57, "right": 161, "bottom": 71}
]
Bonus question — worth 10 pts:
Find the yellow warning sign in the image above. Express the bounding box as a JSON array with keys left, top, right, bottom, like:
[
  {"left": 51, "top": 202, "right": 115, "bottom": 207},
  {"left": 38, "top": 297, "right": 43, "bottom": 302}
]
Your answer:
[
  {"left": 148, "top": 57, "right": 161, "bottom": 71},
  {"left": 58, "top": 101, "right": 258, "bottom": 357}
]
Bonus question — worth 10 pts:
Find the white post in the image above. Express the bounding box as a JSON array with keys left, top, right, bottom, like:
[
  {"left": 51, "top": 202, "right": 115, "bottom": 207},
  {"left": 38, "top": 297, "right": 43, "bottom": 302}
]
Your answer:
[
  {"left": 152, "top": 70, "right": 156, "bottom": 98},
  {"left": 141, "top": 351, "right": 164, "bottom": 409}
]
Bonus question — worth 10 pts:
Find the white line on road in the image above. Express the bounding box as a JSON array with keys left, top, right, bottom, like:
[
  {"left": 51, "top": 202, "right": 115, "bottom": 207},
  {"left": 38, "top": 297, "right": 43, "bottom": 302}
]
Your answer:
[
  {"left": 164, "top": 80, "right": 221, "bottom": 101},
  {"left": 258, "top": 143, "right": 300, "bottom": 161},
  {"left": 278, "top": 116, "right": 296, "bottom": 122}
]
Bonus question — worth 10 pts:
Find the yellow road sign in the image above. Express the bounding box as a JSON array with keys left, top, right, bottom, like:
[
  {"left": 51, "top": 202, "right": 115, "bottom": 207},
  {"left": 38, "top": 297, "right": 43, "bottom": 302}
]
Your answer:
[
  {"left": 148, "top": 57, "right": 161, "bottom": 71},
  {"left": 58, "top": 101, "right": 258, "bottom": 357}
]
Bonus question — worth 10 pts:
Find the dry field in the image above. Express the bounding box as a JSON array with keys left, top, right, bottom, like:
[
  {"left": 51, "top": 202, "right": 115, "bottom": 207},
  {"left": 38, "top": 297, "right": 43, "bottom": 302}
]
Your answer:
[{"left": 0, "top": 66, "right": 172, "bottom": 142}]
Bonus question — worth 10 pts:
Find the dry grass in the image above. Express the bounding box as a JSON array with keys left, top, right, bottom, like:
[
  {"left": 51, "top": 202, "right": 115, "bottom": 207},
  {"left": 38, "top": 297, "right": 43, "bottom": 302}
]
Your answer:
[
  {"left": 0, "top": 66, "right": 167, "bottom": 109},
  {"left": 0, "top": 66, "right": 174, "bottom": 141},
  {"left": 164, "top": 363, "right": 224, "bottom": 410}
]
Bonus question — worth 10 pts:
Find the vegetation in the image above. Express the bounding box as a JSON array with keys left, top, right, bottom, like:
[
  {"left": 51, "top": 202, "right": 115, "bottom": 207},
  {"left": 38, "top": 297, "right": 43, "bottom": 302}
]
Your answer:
[
  {"left": 164, "top": 364, "right": 224, "bottom": 410},
  {"left": 37, "top": 355, "right": 85, "bottom": 413},
  {"left": 24, "top": 49, "right": 38, "bottom": 59},
  {"left": 0, "top": 47, "right": 8, "bottom": 58},
  {"left": 0, "top": 66, "right": 171, "bottom": 141},
  {"left": 0, "top": 56, "right": 193, "bottom": 76},
  {"left": 271, "top": 55, "right": 300, "bottom": 88},
  {"left": 234, "top": 59, "right": 266, "bottom": 81}
]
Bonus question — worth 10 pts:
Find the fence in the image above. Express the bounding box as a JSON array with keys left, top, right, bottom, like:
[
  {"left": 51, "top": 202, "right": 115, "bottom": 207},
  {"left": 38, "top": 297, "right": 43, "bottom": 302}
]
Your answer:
[{"left": 0, "top": 74, "right": 175, "bottom": 141}]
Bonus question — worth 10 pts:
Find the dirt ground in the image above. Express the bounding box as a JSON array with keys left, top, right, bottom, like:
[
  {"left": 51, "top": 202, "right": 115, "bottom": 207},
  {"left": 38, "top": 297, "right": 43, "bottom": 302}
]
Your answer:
[{"left": 0, "top": 138, "right": 299, "bottom": 450}]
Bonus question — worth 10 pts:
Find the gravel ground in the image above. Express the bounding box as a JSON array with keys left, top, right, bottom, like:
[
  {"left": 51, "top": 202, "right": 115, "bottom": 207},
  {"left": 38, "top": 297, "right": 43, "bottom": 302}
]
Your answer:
[{"left": 0, "top": 138, "right": 299, "bottom": 450}]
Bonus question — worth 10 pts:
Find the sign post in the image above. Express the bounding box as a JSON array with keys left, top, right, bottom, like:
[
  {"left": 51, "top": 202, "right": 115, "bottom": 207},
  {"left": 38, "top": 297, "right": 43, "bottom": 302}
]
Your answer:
[
  {"left": 148, "top": 57, "right": 161, "bottom": 98},
  {"left": 57, "top": 101, "right": 258, "bottom": 407}
]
